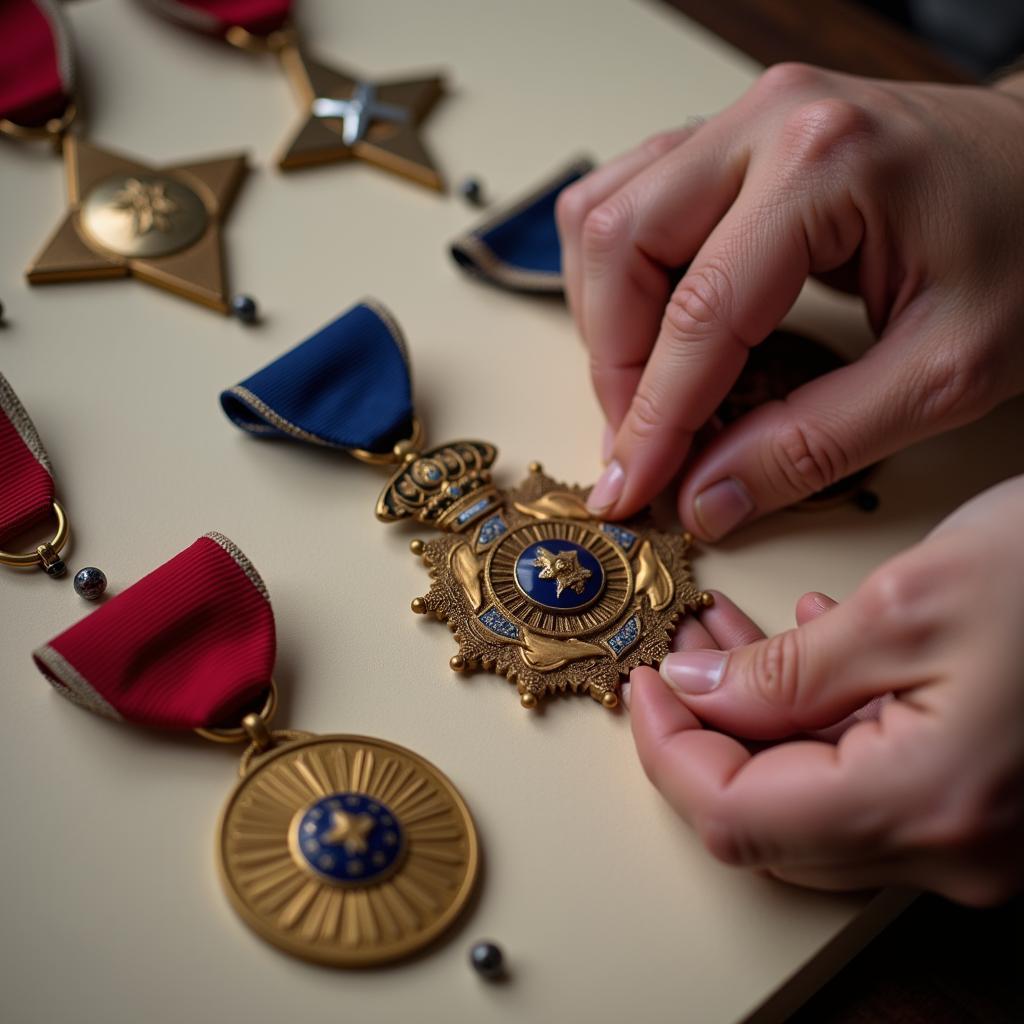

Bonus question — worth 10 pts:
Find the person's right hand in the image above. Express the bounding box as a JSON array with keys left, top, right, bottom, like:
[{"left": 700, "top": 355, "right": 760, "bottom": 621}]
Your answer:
[
  {"left": 628, "top": 475, "right": 1024, "bottom": 905},
  {"left": 556, "top": 64, "right": 1024, "bottom": 538}
]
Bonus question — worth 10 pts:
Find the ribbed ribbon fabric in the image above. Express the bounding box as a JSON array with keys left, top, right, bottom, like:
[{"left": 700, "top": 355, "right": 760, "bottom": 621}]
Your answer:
[
  {"left": 220, "top": 301, "right": 415, "bottom": 455},
  {"left": 33, "top": 533, "right": 276, "bottom": 729},
  {"left": 0, "top": 0, "right": 74, "bottom": 126},
  {"left": 449, "top": 157, "right": 594, "bottom": 293},
  {"left": 135, "top": 0, "right": 292, "bottom": 37},
  {"left": 0, "top": 373, "right": 56, "bottom": 547}
]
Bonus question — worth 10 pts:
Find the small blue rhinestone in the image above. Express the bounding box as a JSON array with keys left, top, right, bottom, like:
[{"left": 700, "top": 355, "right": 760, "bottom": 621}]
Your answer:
[
  {"left": 73, "top": 566, "right": 107, "bottom": 600},
  {"left": 231, "top": 294, "right": 259, "bottom": 324}
]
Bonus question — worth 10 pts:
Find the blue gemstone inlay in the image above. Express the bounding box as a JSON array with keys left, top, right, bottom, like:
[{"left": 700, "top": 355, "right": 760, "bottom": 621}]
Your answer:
[
  {"left": 601, "top": 523, "right": 638, "bottom": 551},
  {"left": 607, "top": 615, "right": 640, "bottom": 656},
  {"left": 293, "top": 792, "right": 404, "bottom": 886},
  {"left": 515, "top": 540, "right": 605, "bottom": 611},
  {"left": 426, "top": 466, "right": 442, "bottom": 481},
  {"left": 479, "top": 607, "right": 520, "bottom": 639},
  {"left": 457, "top": 497, "right": 491, "bottom": 525},
  {"left": 476, "top": 514, "right": 508, "bottom": 547}
]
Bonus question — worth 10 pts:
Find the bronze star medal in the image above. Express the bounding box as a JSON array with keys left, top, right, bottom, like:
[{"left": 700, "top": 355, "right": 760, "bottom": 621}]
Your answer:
[
  {"left": 376, "top": 444, "right": 712, "bottom": 711},
  {"left": 27, "top": 137, "right": 247, "bottom": 312},
  {"left": 276, "top": 44, "right": 446, "bottom": 190}
]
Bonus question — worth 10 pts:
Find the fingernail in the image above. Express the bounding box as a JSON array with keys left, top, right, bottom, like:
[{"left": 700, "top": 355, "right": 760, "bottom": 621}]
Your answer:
[
  {"left": 619, "top": 681, "right": 631, "bottom": 710},
  {"left": 660, "top": 650, "right": 727, "bottom": 694},
  {"left": 601, "top": 424, "right": 614, "bottom": 464},
  {"left": 587, "top": 459, "right": 625, "bottom": 514},
  {"left": 693, "top": 477, "right": 754, "bottom": 540}
]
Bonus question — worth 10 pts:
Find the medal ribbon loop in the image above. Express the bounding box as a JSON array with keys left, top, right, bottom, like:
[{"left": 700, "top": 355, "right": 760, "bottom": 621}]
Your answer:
[
  {"left": 33, "top": 533, "right": 276, "bottom": 730},
  {"left": 0, "top": 373, "right": 58, "bottom": 551},
  {"left": 0, "top": 0, "right": 75, "bottom": 131},
  {"left": 220, "top": 300, "right": 415, "bottom": 457}
]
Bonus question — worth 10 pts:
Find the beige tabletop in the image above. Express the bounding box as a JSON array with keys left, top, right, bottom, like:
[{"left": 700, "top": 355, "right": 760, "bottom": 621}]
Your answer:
[{"left": 2, "top": 2, "right": 1022, "bottom": 1022}]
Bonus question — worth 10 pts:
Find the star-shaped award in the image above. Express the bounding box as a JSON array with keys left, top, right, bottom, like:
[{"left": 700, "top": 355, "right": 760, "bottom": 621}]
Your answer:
[
  {"left": 322, "top": 810, "right": 376, "bottom": 854},
  {"left": 26, "top": 137, "right": 247, "bottom": 313},
  {"left": 277, "top": 45, "right": 446, "bottom": 190},
  {"left": 534, "top": 546, "right": 593, "bottom": 598}
]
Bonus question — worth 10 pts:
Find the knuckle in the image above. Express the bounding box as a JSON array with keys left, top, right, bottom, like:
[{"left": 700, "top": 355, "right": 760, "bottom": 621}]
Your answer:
[
  {"left": 749, "top": 630, "right": 806, "bottom": 710},
  {"left": 916, "top": 347, "right": 998, "bottom": 427},
  {"left": 581, "top": 196, "right": 632, "bottom": 257},
  {"left": 554, "top": 183, "right": 588, "bottom": 236},
  {"left": 697, "top": 815, "right": 762, "bottom": 867},
  {"left": 858, "top": 555, "right": 932, "bottom": 622},
  {"left": 664, "top": 261, "right": 733, "bottom": 339},
  {"left": 780, "top": 99, "right": 875, "bottom": 168},
  {"left": 640, "top": 129, "right": 686, "bottom": 161},
  {"left": 765, "top": 415, "right": 849, "bottom": 495},
  {"left": 624, "top": 388, "right": 665, "bottom": 444},
  {"left": 754, "top": 61, "right": 825, "bottom": 99}
]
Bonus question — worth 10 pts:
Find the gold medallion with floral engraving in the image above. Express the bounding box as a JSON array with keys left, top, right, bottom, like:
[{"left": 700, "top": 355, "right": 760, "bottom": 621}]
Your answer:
[
  {"left": 375, "top": 443, "right": 710, "bottom": 710},
  {"left": 218, "top": 732, "right": 479, "bottom": 966}
]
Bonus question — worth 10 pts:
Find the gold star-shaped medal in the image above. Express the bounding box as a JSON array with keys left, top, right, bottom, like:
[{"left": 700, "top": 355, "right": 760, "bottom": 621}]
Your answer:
[
  {"left": 322, "top": 810, "right": 376, "bottom": 854},
  {"left": 534, "top": 547, "right": 593, "bottom": 598},
  {"left": 277, "top": 45, "right": 445, "bottom": 190},
  {"left": 26, "top": 137, "right": 247, "bottom": 313}
]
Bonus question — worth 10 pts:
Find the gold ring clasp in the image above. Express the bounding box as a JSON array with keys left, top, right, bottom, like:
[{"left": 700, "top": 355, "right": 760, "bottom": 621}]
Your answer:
[
  {"left": 349, "top": 415, "right": 424, "bottom": 466},
  {"left": 0, "top": 101, "right": 77, "bottom": 143},
  {"left": 0, "top": 501, "right": 70, "bottom": 569},
  {"left": 195, "top": 679, "right": 278, "bottom": 744}
]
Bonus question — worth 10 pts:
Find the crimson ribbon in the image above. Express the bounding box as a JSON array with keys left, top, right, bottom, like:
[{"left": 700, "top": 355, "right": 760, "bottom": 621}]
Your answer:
[
  {"left": 0, "top": 373, "right": 56, "bottom": 548},
  {"left": 136, "top": 0, "right": 292, "bottom": 38},
  {"left": 33, "top": 533, "right": 276, "bottom": 730},
  {"left": 0, "top": 0, "right": 74, "bottom": 126}
]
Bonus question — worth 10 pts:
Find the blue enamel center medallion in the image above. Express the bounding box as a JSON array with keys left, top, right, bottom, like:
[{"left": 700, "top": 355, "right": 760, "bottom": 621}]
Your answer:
[
  {"left": 292, "top": 792, "right": 405, "bottom": 886},
  {"left": 514, "top": 540, "right": 605, "bottom": 611}
]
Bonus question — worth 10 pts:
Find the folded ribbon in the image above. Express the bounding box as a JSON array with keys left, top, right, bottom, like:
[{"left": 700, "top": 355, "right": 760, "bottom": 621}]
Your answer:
[
  {"left": 0, "top": 0, "right": 74, "bottom": 126},
  {"left": 0, "top": 373, "right": 56, "bottom": 547},
  {"left": 449, "top": 156, "right": 593, "bottom": 293},
  {"left": 33, "top": 533, "right": 276, "bottom": 729},
  {"left": 135, "top": 0, "right": 292, "bottom": 38},
  {"left": 220, "top": 300, "right": 414, "bottom": 454}
]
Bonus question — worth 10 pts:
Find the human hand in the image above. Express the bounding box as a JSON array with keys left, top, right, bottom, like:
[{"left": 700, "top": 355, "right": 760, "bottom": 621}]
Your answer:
[
  {"left": 556, "top": 64, "right": 1024, "bottom": 537},
  {"left": 626, "top": 475, "right": 1024, "bottom": 905}
]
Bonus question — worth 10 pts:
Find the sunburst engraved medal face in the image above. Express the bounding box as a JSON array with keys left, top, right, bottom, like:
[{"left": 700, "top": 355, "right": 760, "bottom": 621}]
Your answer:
[
  {"left": 218, "top": 734, "right": 479, "bottom": 966},
  {"left": 80, "top": 174, "right": 209, "bottom": 258}
]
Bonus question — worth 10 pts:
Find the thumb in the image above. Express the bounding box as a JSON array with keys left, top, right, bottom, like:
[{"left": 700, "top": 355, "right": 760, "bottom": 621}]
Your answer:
[{"left": 657, "top": 594, "right": 896, "bottom": 739}]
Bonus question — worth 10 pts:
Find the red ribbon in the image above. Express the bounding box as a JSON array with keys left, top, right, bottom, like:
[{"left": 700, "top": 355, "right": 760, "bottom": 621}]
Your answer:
[
  {"left": 137, "top": 0, "right": 292, "bottom": 38},
  {"left": 0, "top": 0, "right": 73, "bottom": 126},
  {"left": 33, "top": 533, "right": 276, "bottom": 730},
  {"left": 0, "top": 373, "right": 56, "bottom": 547}
]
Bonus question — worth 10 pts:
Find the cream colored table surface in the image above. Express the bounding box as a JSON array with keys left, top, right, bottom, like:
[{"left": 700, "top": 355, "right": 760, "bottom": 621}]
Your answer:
[{"left": 2, "top": 2, "right": 1022, "bottom": 1023}]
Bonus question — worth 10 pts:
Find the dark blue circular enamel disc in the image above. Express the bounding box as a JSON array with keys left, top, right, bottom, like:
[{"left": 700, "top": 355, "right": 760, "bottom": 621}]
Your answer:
[
  {"left": 514, "top": 540, "right": 606, "bottom": 611},
  {"left": 293, "top": 792, "right": 404, "bottom": 886}
]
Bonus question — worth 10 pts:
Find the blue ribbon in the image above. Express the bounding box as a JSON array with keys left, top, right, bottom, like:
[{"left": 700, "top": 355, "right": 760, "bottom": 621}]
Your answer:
[
  {"left": 220, "top": 301, "right": 414, "bottom": 454},
  {"left": 450, "top": 156, "right": 593, "bottom": 293}
]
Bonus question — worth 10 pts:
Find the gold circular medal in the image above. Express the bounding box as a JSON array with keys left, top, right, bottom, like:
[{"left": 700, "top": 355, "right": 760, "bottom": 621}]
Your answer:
[
  {"left": 79, "top": 173, "right": 209, "bottom": 258},
  {"left": 217, "top": 733, "right": 479, "bottom": 966}
]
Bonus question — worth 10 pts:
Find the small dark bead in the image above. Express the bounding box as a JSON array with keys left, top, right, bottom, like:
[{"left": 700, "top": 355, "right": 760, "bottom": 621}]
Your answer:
[
  {"left": 231, "top": 294, "right": 258, "bottom": 324},
  {"left": 459, "top": 177, "right": 485, "bottom": 207},
  {"left": 45, "top": 558, "right": 67, "bottom": 579},
  {"left": 73, "top": 566, "right": 107, "bottom": 600},
  {"left": 853, "top": 489, "right": 880, "bottom": 513},
  {"left": 470, "top": 941, "right": 505, "bottom": 980}
]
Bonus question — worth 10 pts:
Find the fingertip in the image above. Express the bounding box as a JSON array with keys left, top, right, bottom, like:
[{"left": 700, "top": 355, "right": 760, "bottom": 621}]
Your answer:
[
  {"left": 795, "top": 591, "right": 838, "bottom": 625},
  {"left": 698, "top": 591, "right": 765, "bottom": 649}
]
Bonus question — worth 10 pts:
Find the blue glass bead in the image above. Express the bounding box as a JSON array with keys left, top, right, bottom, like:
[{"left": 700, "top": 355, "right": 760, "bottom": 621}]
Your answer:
[
  {"left": 470, "top": 941, "right": 505, "bottom": 979},
  {"left": 231, "top": 294, "right": 259, "bottom": 324},
  {"left": 73, "top": 566, "right": 107, "bottom": 599}
]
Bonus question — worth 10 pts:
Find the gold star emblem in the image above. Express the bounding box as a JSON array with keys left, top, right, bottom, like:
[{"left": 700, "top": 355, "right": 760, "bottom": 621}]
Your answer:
[
  {"left": 322, "top": 810, "right": 376, "bottom": 854},
  {"left": 534, "top": 547, "right": 593, "bottom": 597},
  {"left": 277, "top": 45, "right": 445, "bottom": 190},
  {"left": 26, "top": 137, "right": 247, "bottom": 313}
]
